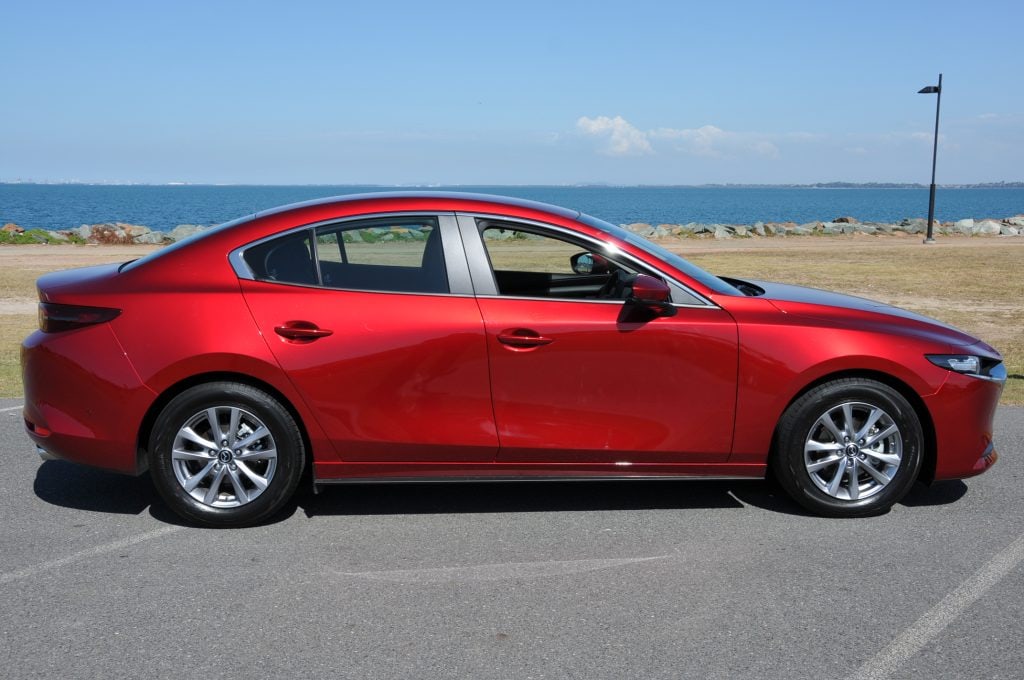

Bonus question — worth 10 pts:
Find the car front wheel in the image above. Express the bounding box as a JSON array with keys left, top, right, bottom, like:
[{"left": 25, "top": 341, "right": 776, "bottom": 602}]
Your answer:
[
  {"left": 149, "top": 382, "right": 305, "bottom": 527},
  {"left": 773, "top": 378, "right": 923, "bottom": 517}
]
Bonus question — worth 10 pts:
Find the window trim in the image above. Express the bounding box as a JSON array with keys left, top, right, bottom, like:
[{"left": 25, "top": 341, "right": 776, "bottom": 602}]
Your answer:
[
  {"left": 229, "top": 212, "right": 474, "bottom": 296},
  {"left": 454, "top": 213, "right": 716, "bottom": 308}
]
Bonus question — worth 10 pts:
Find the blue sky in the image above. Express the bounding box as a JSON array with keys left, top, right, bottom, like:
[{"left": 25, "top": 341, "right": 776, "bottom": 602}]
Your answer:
[{"left": 3, "top": 0, "right": 1022, "bottom": 185}]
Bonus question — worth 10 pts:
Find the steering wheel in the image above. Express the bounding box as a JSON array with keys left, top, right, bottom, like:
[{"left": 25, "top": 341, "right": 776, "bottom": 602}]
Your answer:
[{"left": 597, "top": 269, "right": 637, "bottom": 300}]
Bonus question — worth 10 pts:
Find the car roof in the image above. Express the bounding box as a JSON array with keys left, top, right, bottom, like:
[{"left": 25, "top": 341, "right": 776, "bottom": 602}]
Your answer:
[{"left": 253, "top": 191, "right": 583, "bottom": 222}]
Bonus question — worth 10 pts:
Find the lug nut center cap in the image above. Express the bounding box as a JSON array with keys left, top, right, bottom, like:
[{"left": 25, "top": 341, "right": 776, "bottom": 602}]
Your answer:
[
  {"left": 845, "top": 443, "right": 860, "bottom": 457},
  {"left": 217, "top": 449, "right": 234, "bottom": 463}
]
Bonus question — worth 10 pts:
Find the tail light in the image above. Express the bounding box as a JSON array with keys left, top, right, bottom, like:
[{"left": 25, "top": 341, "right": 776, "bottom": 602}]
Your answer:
[{"left": 38, "top": 303, "right": 120, "bottom": 333}]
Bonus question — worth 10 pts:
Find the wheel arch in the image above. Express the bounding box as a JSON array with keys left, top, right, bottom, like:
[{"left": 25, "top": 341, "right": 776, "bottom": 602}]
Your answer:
[
  {"left": 768, "top": 368, "right": 937, "bottom": 484},
  {"left": 136, "top": 371, "right": 315, "bottom": 476}
]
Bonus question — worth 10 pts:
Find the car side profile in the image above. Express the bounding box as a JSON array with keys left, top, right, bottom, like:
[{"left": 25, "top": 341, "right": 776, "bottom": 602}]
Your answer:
[{"left": 21, "top": 193, "right": 1004, "bottom": 526}]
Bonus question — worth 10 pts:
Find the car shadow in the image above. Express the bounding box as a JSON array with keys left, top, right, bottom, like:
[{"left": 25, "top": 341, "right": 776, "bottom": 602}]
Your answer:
[
  {"left": 32, "top": 460, "right": 970, "bottom": 525},
  {"left": 296, "top": 478, "right": 812, "bottom": 517}
]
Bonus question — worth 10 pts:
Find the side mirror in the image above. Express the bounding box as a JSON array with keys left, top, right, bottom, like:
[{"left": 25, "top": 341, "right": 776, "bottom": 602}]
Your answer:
[
  {"left": 570, "top": 252, "right": 611, "bottom": 275},
  {"left": 626, "top": 274, "right": 676, "bottom": 317}
]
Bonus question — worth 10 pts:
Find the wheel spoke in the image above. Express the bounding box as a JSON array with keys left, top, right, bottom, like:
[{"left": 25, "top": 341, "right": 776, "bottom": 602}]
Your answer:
[
  {"left": 179, "top": 427, "right": 216, "bottom": 451},
  {"left": 227, "top": 468, "right": 249, "bottom": 504},
  {"left": 203, "top": 466, "right": 228, "bottom": 504},
  {"left": 206, "top": 408, "right": 223, "bottom": 443},
  {"left": 806, "top": 440, "right": 843, "bottom": 453},
  {"left": 854, "top": 407, "right": 884, "bottom": 441},
  {"left": 860, "top": 462, "right": 892, "bottom": 486},
  {"left": 821, "top": 412, "right": 845, "bottom": 442},
  {"left": 236, "top": 461, "right": 269, "bottom": 491},
  {"left": 840, "top": 403, "right": 854, "bottom": 436},
  {"left": 183, "top": 461, "right": 217, "bottom": 492},
  {"left": 227, "top": 408, "right": 241, "bottom": 447},
  {"left": 172, "top": 448, "right": 214, "bottom": 462},
  {"left": 847, "top": 459, "right": 860, "bottom": 500},
  {"left": 807, "top": 454, "right": 843, "bottom": 472},
  {"left": 235, "top": 447, "right": 276, "bottom": 462},
  {"left": 863, "top": 449, "right": 900, "bottom": 466},
  {"left": 234, "top": 426, "right": 269, "bottom": 451},
  {"left": 827, "top": 458, "right": 847, "bottom": 495},
  {"left": 865, "top": 424, "right": 898, "bottom": 448}
]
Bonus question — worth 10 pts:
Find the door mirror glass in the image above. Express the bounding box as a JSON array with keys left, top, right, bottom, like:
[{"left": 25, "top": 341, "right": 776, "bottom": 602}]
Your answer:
[{"left": 570, "top": 252, "right": 610, "bottom": 275}]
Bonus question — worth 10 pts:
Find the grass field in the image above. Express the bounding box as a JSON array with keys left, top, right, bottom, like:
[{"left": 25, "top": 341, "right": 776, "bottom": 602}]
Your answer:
[{"left": 1, "top": 238, "right": 1021, "bottom": 403}]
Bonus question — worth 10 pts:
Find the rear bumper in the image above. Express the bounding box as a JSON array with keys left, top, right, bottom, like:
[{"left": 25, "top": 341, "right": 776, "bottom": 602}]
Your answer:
[{"left": 21, "top": 325, "right": 156, "bottom": 475}]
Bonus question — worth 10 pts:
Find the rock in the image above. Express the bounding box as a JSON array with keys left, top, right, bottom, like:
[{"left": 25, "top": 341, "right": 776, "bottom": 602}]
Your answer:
[
  {"left": 2, "top": 223, "right": 24, "bottom": 233},
  {"left": 48, "top": 230, "right": 69, "bottom": 241},
  {"left": 622, "top": 223, "right": 655, "bottom": 237},
  {"left": 81, "top": 223, "right": 131, "bottom": 244},
  {"left": 733, "top": 225, "right": 750, "bottom": 237},
  {"left": 791, "top": 225, "right": 813, "bottom": 235},
  {"left": 764, "top": 223, "right": 787, "bottom": 236},
  {"left": 900, "top": 219, "right": 927, "bottom": 234},
  {"left": 1000, "top": 225, "right": 1020, "bottom": 236},
  {"left": 651, "top": 225, "right": 670, "bottom": 238},
  {"left": 134, "top": 231, "right": 168, "bottom": 244},
  {"left": 833, "top": 216, "right": 858, "bottom": 224},
  {"left": 1006, "top": 216, "right": 1024, "bottom": 227},
  {"left": 853, "top": 224, "right": 877, "bottom": 235},
  {"left": 955, "top": 218, "right": 974, "bottom": 231},
  {"left": 974, "top": 220, "right": 1002, "bottom": 235},
  {"left": 752, "top": 221, "right": 766, "bottom": 236},
  {"left": 872, "top": 223, "right": 894, "bottom": 234},
  {"left": 169, "top": 224, "right": 206, "bottom": 242},
  {"left": 712, "top": 225, "right": 732, "bottom": 239},
  {"left": 116, "top": 223, "right": 151, "bottom": 238}
]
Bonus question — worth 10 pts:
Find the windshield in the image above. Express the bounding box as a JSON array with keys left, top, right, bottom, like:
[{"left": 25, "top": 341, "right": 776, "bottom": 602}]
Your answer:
[{"left": 578, "top": 214, "right": 742, "bottom": 295}]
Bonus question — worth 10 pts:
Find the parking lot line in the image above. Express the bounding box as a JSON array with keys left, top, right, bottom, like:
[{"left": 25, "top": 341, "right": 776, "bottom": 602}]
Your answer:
[
  {"left": 0, "top": 405, "right": 25, "bottom": 413},
  {"left": 0, "top": 525, "right": 182, "bottom": 587},
  {"left": 338, "top": 555, "right": 669, "bottom": 583},
  {"left": 850, "top": 532, "right": 1024, "bottom": 680}
]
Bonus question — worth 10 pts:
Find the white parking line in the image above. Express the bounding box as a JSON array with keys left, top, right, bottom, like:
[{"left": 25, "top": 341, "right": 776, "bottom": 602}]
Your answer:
[
  {"left": 850, "top": 533, "right": 1024, "bottom": 680},
  {"left": 0, "top": 405, "right": 24, "bottom": 413},
  {"left": 0, "top": 525, "right": 183, "bottom": 587}
]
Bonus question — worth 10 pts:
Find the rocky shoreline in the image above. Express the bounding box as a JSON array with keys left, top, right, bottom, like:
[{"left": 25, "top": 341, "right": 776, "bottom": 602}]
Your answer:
[{"left": 2, "top": 215, "right": 1024, "bottom": 245}]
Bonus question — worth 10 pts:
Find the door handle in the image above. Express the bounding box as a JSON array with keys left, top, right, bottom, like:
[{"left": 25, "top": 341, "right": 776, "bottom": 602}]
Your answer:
[
  {"left": 274, "top": 321, "right": 334, "bottom": 341},
  {"left": 497, "top": 329, "right": 554, "bottom": 350}
]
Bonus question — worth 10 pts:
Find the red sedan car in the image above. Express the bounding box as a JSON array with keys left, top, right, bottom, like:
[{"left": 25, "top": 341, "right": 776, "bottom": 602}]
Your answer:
[{"left": 22, "top": 193, "right": 1004, "bottom": 526}]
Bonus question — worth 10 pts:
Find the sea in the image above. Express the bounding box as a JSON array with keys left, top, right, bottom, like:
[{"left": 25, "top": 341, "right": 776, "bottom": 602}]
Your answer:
[{"left": 2, "top": 184, "right": 1022, "bottom": 232}]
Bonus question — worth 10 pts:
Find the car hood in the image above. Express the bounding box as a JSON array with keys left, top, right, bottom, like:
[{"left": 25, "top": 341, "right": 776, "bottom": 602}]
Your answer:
[{"left": 744, "top": 279, "right": 981, "bottom": 347}]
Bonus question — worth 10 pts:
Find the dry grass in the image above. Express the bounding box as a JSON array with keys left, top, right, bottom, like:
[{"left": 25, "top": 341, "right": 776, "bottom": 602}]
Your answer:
[{"left": 1, "top": 239, "right": 1021, "bottom": 403}]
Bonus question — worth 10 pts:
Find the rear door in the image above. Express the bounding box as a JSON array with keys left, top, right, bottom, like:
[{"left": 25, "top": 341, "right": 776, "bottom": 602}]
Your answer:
[{"left": 237, "top": 214, "right": 497, "bottom": 464}]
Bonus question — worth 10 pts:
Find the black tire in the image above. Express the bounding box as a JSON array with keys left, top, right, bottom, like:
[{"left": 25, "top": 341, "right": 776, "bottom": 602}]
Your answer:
[
  {"left": 148, "top": 382, "right": 305, "bottom": 527},
  {"left": 773, "top": 378, "right": 923, "bottom": 517}
]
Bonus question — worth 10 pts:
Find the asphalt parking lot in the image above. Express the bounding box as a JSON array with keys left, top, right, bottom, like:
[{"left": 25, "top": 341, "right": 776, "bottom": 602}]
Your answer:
[{"left": 1, "top": 395, "right": 1021, "bottom": 680}]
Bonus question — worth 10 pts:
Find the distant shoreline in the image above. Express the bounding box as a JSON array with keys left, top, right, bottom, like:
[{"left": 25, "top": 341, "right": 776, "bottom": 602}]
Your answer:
[{"left": 2, "top": 181, "right": 1023, "bottom": 189}]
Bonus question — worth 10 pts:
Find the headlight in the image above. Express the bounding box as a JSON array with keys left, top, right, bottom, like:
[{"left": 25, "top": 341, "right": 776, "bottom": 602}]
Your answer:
[{"left": 926, "top": 354, "right": 1007, "bottom": 382}]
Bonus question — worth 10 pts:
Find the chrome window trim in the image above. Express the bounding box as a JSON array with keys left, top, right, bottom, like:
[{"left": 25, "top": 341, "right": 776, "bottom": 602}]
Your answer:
[
  {"left": 228, "top": 211, "right": 475, "bottom": 296},
  {"left": 456, "top": 211, "right": 718, "bottom": 308}
]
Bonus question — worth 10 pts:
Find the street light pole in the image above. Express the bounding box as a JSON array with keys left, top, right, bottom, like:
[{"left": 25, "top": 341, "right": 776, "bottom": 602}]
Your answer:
[{"left": 918, "top": 73, "right": 943, "bottom": 244}]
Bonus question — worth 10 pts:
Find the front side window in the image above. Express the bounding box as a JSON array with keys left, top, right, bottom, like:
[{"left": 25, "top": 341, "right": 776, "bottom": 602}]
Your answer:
[
  {"left": 479, "top": 221, "right": 640, "bottom": 300},
  {"left": 242, "top": 217, "right": 449, "bottom": 294}
]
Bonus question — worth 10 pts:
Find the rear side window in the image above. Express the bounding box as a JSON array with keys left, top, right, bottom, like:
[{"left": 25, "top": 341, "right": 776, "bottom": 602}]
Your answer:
[
  {"left": 241, "top": 217, "right": 449, "bottom": 294},
  {"left": 315, "top": 218, "right": 448, "bottom": 294},
  {"left": 243, "top": 231, "right": 316, "bottom": 285}
]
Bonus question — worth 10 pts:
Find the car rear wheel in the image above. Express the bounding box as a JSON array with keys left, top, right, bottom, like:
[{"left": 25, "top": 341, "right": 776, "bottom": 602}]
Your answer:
[
  {"left": 773, "top": 378, "right": 923, "bottom": 517},
  {"left": 149, "top": 382, "right": 305, "bottom": 527}
]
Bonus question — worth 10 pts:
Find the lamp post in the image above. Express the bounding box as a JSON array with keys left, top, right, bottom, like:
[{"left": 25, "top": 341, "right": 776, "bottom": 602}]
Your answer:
[{"left": 918, "top": 74, "right": 942, "bottom": 244}]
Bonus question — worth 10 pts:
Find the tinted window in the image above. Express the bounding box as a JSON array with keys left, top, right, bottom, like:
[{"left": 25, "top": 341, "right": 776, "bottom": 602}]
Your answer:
[
  {"left": 243, "top": 230, "right": 317, "bottom": 285},
  {"left": 315, "top": 218, "right": 448, "bottom": 294}
]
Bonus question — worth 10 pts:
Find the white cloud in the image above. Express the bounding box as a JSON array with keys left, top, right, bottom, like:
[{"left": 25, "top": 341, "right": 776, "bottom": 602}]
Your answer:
[
  {"left": 579, "top": 116, "right": 784, "bottom": 159},
  {"left": 576, "top": 116, "right": 653, "bottom": 155}
]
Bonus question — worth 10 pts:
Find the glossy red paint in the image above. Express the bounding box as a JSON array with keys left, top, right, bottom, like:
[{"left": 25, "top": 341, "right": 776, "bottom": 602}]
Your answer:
[{"left": 20, "top": 192, "right": 1004, "bottom": 516}]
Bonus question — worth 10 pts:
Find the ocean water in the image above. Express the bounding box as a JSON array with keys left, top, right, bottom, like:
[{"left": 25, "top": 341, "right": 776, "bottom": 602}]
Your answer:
[{"left": 1, "top": 184, "right": 1022, "bottom": 232}]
